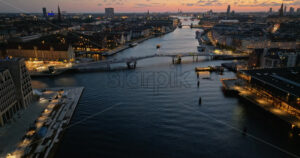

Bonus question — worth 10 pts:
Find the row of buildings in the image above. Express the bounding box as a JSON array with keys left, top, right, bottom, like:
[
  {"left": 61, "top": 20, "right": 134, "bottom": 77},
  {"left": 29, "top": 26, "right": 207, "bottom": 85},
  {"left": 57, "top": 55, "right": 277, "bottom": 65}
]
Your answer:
[
  {"left": 248, "top": 48, "right": 299, "bottom": 68},
  {"left": 196, "top": 9, "right": 300, "bottom": 69},
  {"left": 0, "top": 13, "right": 176, "bottom": 61},
  {"left": 210, "top": 19, "right": 300, "bottom": 52}
]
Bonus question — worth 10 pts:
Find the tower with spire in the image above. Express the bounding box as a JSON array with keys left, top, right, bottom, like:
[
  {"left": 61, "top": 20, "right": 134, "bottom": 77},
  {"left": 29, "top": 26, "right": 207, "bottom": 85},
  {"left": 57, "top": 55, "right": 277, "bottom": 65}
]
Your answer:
[
  {"left": 279, "top": 3, "right": 284, "bottom": 16},
  {"left": 57, "top": 4, "right": 62, "bottom": 22}
]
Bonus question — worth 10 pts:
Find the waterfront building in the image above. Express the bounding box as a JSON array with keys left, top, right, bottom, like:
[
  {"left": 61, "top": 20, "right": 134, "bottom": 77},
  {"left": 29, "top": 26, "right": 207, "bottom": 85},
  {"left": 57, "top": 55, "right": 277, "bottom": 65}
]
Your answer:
[
  {"left": 238, "top": 67, "right": 300, "bottom": 109},
  {"left": 0, "top": 68, "right": 19, "bottom": 126},
  {"left": 4, "top": 35, "right": 75, "bottom": 61},
  {"left": 0, "top": 58, "right": 33, "bottom": 109},
  {"left": 248, "top": 48, "right": 300, "bottom": 68},
  {"left": 105, "top": 8, "right": 114, "bottom": 19}
]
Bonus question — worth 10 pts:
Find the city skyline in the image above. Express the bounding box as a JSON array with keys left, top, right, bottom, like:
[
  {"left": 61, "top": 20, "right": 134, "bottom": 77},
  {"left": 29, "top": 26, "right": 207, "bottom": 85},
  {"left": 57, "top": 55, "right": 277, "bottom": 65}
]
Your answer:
[
  {"left": 0, "top": 0, "right": 300, "bottom": 13},
  {"left": 0, "top": 0, "right": 300, "bottom": 156}
]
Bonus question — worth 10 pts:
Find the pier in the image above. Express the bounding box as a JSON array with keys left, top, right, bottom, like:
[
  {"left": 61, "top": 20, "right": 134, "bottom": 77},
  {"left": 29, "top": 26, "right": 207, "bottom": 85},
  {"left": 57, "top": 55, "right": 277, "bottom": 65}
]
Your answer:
[{"left": 1, "top": 87, "right": 84, "bottom": 158}]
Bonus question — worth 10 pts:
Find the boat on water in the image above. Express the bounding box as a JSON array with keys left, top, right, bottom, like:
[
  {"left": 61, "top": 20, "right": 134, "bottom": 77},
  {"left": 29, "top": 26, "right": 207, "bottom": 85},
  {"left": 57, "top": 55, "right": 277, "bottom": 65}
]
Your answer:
[
  {"left": 129, "top": 43, "right": 138, "bottom": 47},
  {"left": 195, "top": 66, "right": 224, "bottom": 72},
  {"left": 202, "top": 77, "right": 212, "bottom": 80}
]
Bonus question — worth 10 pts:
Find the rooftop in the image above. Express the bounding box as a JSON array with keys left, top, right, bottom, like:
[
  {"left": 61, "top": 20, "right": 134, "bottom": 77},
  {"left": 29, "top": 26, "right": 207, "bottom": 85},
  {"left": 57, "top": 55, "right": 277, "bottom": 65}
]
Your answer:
[{"left": 240, "top": 67, "right": 300, "bottom": 97}]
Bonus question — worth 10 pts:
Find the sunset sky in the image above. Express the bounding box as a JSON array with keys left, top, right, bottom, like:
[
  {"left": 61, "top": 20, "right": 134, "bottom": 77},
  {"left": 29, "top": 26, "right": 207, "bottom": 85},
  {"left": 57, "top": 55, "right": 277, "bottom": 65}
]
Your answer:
[{"left": 0, "top": 0, "right": 299, "bottom": 13}]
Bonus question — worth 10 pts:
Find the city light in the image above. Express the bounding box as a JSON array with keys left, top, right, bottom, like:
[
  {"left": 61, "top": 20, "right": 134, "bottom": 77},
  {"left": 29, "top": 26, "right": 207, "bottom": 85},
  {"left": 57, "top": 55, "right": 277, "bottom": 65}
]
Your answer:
[{"left": 0, "top": 2, "right": 299, "bottom": 158}]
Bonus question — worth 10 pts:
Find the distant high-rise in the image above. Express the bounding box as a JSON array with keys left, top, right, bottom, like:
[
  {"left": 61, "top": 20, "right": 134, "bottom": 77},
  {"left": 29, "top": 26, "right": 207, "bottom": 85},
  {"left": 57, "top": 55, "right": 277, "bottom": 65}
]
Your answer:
[
  {"left": 105, "top": 8, "right": 114, "bottom": 18},
  {"left": 290, "top": 7, "right": 295, "bottom": 14},
  {"left": 279, "top": 3, "right": 284, "bottom": 16},
  {"left": 284, "top": 5, "right": 287, "bottom": 14},
  {"left": 297, "top": 8, "right": 300, "bottom": 14},
  {"left": 58, "top": 5, "right": 62, "bottom": 21},
  {"left": 42, "top": 7, "right": 47, "bottom": 18},
  {"left": 147, "top": 10, "right": 150, "bottom": 19},
  {"left": 227, "top": 5, "right": 231, "bottom": 16},
  {"left": 269, "top": 8, "right": 272, "bottom": 14}
]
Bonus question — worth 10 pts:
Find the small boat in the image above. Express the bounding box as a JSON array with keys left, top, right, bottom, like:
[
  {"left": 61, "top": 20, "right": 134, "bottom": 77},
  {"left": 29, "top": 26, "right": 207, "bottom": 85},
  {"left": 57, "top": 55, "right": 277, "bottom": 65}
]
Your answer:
[
  {"left": 202, "top": 77, "right": 212, "bottom": 80},
  {"left": 195, "top": 67, "right": 212, "bottom": 71},
  {"left": 195, "top": 66, "right": 224, "bottom": 72},
  {"left": 156, "top": 44, "right": 161, "bottom": 49},
  {"left": 129, "top": 43, "right": 138, "bottom": 47}
]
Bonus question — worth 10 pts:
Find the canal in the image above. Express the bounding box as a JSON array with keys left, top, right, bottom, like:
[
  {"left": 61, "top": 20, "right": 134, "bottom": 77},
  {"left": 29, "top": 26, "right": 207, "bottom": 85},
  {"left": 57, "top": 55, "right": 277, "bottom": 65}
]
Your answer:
[{"left": 32, "top": 21, "right": 300, "bottom": 158}]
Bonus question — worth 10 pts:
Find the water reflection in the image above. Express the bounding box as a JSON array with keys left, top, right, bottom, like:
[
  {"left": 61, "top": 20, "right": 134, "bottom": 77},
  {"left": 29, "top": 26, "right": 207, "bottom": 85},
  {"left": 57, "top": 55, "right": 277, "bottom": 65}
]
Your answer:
[
  {"left": 31, "top": 80, "right": 48, "bottom": 89},
  {"left": 54, "top": 77, "right": 77, "bottom": 87}
]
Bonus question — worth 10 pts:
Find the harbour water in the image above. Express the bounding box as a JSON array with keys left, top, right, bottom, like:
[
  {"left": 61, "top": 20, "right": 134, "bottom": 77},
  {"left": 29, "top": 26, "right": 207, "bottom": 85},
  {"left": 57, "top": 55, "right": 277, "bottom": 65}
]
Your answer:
[{"left": 32, "top": 23, "right": 300, "bottom": 158}]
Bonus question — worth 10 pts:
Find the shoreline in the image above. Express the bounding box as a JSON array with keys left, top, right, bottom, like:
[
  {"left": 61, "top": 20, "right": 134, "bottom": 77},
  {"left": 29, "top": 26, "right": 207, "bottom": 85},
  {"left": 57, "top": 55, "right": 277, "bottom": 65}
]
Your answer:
[
  {"left": 103, "top": 29, "right": 176, "bottom": 56},
  {"left": 221, "top": 79, "right": 300, "bottom": 132},
  {"left": 103, "top": 35, "right": 155, "bottom": 56},
  {"left": 29, "top": 29, "right": 177, "bottom": 77}
]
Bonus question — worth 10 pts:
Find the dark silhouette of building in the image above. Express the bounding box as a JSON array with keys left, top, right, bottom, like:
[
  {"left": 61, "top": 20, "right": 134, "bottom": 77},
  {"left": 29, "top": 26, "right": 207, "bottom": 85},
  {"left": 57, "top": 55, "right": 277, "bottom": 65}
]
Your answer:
[
  {"left": 284, "top": 5, "right": 287, "bottom": 15},
  {"left": 227, "top": 5, "right": 231, "bottom": 16},
  {"left": 42, "top": 7, "right": 47, "bottom": 19},
  {"left": 279, "top": 3, "right": 284, "bottom": 16},
  {"left": 105, "top": 8, "right": 114, "bottom": 18},
  {"left": 57, "top": 5, "right": 62, "bottom": 21},
  {"left": 0, "top": 68, "right": 18, "bottom": 126},
  {"left": 0, "top": 58, "right": 33, "bottom": 126},
  {"left": 290, "top": 7, "right": 295, "bottom": 15}
]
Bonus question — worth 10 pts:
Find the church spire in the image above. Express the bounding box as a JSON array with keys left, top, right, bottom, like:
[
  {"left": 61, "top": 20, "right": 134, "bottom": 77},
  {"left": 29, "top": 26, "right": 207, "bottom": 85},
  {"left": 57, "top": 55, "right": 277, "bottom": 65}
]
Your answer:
[
  {"left": 58, "top": 4, "right": 61, "bottom": 21},
  {"left": 279, "top": 2, "right": 284, "bottom": 16}
]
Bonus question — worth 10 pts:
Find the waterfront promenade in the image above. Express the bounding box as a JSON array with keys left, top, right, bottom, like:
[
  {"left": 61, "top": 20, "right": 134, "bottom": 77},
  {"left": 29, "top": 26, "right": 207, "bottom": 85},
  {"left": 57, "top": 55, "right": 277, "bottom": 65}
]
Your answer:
[
  {"left": 103, "top": 29, "right": 176, "bottom": 56},
  {"left": 241, "top": 86, "right": 300, "bottom": 126},
  {"left": 228, "top": 83, "right": 300, "bottom": 129},
  {"left": 103, "top": 35, "right": 156, "bottom": 56},
  {"left": 103, "top": 35, "right": 155, "bottom": 56}
]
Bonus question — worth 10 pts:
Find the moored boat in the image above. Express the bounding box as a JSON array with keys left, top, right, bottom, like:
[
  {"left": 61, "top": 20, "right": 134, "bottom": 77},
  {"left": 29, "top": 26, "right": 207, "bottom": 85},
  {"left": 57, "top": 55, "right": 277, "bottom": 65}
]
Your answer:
[
  {"left": 195, "top": 66, "right": 224, "bottom": 72},
  {"left": 129, "top": 43, "right": 138, "bottom": 47}
]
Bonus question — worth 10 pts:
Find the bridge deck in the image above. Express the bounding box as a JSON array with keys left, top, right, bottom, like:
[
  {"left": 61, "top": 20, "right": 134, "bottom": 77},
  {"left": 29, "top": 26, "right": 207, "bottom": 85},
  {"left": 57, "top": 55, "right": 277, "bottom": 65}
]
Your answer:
[{"left": 74, "top": 52, "right": 248, "bottom": 68}]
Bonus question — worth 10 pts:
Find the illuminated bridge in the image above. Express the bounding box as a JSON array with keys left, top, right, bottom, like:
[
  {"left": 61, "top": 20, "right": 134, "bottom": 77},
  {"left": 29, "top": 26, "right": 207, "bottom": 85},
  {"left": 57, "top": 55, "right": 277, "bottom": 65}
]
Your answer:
[{"left": 74, "top": 52, "right": 248, "bottom": 70}]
